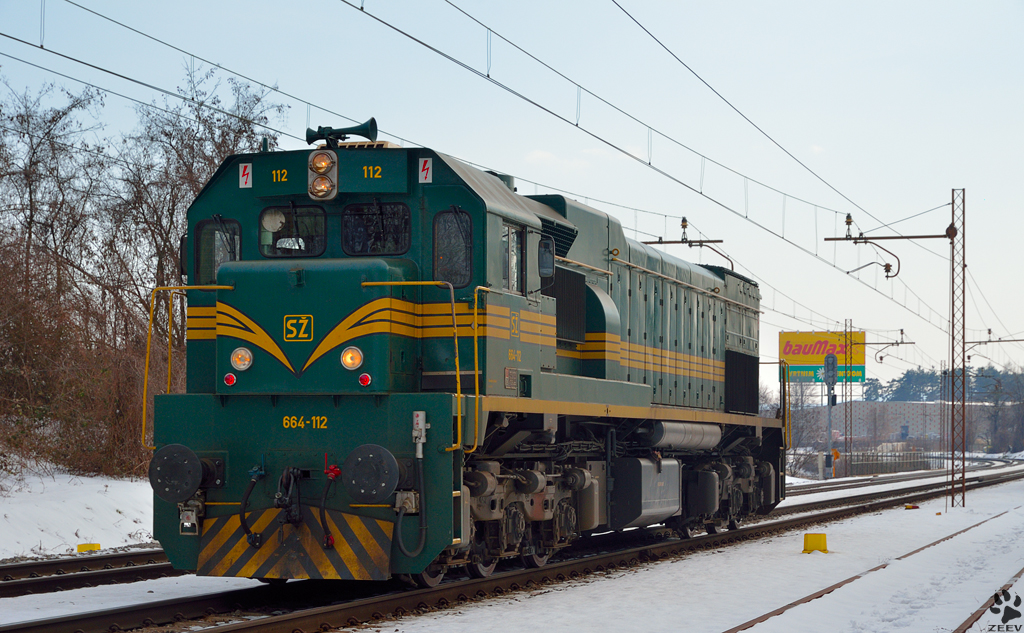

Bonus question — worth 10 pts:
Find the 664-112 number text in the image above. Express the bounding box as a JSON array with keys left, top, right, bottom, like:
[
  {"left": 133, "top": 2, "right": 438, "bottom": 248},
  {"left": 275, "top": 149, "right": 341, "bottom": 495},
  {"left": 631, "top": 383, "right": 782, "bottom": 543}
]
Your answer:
[{"left": 283, "top": 416, "right": 328, "bottom": 429}]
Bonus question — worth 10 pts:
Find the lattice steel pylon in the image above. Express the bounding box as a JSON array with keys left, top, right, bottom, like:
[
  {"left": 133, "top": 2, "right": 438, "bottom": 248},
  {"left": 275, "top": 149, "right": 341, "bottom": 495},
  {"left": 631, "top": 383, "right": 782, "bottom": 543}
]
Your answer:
[
  {"left": 843, "top": 319, "right": 854, "bottom": 477},
  {"left": 949, "top": 189, "right": 967, "bottom": 506}
]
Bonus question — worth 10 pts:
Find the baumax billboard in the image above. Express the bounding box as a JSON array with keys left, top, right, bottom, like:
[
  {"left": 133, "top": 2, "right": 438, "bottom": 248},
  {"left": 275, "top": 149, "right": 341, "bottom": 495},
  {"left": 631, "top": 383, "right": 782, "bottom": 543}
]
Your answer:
[{"left": 779, "top": 331, "right": 866, "bottom": 383}]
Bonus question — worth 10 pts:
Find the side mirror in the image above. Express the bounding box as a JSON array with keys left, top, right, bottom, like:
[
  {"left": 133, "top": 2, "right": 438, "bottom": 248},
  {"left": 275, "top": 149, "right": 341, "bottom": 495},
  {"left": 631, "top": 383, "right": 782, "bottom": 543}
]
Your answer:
[
  {"left": 178, "top": 234, "right": 188, "bottom": 279},
  {"left": 538, "top": 237, "right": 555, "bottom": 278}
]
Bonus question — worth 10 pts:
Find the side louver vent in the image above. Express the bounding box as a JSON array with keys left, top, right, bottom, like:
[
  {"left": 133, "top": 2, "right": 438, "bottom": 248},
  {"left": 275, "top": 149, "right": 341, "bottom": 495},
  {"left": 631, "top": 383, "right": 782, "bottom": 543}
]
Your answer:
[{"left": 539, "top": 218, "right": 578, "bottom": 257}]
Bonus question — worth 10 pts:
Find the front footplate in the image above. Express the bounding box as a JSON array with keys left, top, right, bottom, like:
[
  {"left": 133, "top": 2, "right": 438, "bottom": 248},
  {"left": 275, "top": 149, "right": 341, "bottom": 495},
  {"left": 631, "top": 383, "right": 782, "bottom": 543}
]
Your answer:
[{"left": 198, "top": 507, "right": 394, "bottom": 580}]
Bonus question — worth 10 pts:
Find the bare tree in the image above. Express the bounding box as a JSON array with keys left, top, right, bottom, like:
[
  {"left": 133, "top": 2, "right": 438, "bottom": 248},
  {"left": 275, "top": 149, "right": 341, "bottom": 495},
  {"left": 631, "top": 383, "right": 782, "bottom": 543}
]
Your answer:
[{"left": 0, "top": 69, "right": 286, "bottom": 477}]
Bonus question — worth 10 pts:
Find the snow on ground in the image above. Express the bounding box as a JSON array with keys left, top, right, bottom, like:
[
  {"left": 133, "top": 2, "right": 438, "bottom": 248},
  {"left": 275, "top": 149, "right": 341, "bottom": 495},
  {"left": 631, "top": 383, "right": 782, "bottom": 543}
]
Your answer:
[
  {"left": 3, "top": 464, "right": 1024, "bottom": 631},
  {"left": 0, "top": 470, "right": 154, "bottom": 561}
]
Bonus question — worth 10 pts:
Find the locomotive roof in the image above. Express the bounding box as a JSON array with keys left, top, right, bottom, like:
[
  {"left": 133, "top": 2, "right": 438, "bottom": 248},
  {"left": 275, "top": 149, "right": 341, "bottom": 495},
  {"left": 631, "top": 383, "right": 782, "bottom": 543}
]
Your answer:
[
  {"left": 437, "top": 152, "right": 577, "bottom": 234},
  {"left": 699, "top": 264, "right": 759, "bottom": 287}
]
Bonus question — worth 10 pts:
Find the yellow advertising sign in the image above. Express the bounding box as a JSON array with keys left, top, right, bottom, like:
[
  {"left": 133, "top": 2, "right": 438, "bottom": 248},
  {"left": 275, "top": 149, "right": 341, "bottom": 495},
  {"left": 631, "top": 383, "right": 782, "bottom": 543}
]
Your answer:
[{"left": 779, "top": 331, "right": 865, "bottom": 365}]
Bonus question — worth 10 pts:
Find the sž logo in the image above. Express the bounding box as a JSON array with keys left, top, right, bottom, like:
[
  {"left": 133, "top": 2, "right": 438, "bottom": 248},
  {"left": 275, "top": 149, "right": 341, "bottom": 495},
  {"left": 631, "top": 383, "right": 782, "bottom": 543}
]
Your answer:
[{"left": 990, "top": 589, "right": 1023, "bottom": 626}]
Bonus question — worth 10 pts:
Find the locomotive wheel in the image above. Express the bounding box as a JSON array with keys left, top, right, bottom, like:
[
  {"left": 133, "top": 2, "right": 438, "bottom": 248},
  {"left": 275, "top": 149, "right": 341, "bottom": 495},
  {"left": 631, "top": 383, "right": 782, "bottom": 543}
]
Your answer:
[
  {"left": 728, "top": 519, "right": 740, "bottom": 531},
  {"left": 521, "top": 548, "right": 551, "bottom": 568},
  {"left": 705, "top": 523, "right": 718, "bottom": 535},
  {"left": 412, "top": 565, "right": 445, "bottom": 588},
  {"left": 466, "top": 558, "right": 497, "bottom": 578},
  {"left": 676, "top": 525, "right": 692, "bottom": 539}
]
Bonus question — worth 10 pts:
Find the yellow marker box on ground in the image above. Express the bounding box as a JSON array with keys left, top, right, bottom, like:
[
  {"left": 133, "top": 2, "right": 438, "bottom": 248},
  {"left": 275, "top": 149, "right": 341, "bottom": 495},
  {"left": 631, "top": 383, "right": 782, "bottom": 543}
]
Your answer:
[
  {"left": 77, "top": 543, "right": 100, "bottom": 552},
  {"left": 802, "top": 533, "right": 828, "bottom": 553}
]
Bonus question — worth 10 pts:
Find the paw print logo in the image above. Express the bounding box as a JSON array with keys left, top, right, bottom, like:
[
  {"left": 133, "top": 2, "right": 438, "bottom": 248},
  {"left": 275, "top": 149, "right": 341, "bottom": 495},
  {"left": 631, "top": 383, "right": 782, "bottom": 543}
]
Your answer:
[{"left": 990, "top": 590, "right": 1022, "bottom": 624}]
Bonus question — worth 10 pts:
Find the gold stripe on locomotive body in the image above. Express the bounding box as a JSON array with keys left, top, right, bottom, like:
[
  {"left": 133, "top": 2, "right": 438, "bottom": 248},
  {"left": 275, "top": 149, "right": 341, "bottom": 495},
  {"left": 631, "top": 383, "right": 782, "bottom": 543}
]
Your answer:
[
  {"left": 197, "top": 508, "right": 393, "bottom": 580},
  {"left": 185, "top": 306, "right": 217, "bottom": 340},
  {"left": 191, "top": 297, "right": 725, "bottom": 382}
]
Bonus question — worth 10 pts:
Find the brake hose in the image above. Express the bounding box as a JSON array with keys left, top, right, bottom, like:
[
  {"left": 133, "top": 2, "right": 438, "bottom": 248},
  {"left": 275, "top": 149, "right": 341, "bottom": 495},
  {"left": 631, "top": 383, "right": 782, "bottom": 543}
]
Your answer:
[
  {"left": 240, "top": 477, "right": 260, "bottom": 547},
  {"left": 320, "top": 464, "right": 341, "bottom": 548},
  {"left": 395, "top": 457, "right": 427, "bottom": 557}
]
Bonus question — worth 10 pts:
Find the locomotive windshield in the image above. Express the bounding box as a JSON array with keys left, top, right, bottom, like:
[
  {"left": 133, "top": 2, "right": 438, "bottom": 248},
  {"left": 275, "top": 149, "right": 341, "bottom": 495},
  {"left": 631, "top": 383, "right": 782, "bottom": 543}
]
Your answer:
[
  {"left": 258, "top": 205, "right": 326, "bottom": 258},
  {"left": 341, "top": 201, "right": 411, "bottom": 256}
]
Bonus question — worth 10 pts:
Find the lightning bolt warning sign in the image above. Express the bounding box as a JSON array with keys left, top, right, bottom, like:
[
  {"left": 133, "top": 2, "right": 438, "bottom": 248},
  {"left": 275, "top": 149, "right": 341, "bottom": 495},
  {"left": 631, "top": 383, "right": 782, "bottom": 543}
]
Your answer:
[
  {"left": 418, "top": 158, "right": 432, "bottom": 184},
  {"left": 239, "top": 163, "right": 252, "bottom": 188}
]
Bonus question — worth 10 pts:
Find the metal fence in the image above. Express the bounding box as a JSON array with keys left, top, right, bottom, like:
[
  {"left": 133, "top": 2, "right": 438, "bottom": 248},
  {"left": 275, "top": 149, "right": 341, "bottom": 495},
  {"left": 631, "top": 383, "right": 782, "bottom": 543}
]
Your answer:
[{"left": 846, "top": 451, "right": 942, "bottom": 476}]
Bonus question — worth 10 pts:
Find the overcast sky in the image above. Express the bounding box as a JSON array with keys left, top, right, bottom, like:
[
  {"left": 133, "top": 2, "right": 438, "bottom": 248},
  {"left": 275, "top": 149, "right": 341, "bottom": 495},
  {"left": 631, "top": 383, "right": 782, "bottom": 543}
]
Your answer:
[{"left": 2, "top": 0, "right": 1021, "bottom": 386}]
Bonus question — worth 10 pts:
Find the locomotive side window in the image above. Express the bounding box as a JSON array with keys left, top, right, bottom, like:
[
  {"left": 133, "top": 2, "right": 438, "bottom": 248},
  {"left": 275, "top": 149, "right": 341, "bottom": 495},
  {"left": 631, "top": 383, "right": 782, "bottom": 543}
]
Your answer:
[
  {"left": 195, "top": 217, "right": 240, "bottom": 285},
  {"left": 259, "top": 205, "right": 325, "bottom": 258},
  {"left": 342, "top": 201, "right": 411, "bottom": 256},
  {"left": 502, "top": 224, "right": 524, "bottom": 294},
  {"left": 433, "top": 206, "right": 472, "bottom": 288}
]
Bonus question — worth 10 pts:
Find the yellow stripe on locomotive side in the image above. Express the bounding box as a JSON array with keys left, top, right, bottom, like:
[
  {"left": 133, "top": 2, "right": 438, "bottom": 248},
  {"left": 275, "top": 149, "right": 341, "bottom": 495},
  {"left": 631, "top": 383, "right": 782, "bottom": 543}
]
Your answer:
[
  {"left": 573, "top": 331, "right": 725, "bottom": 381},
  {"left": 186, "top": 306, "right": 218, "bottom": 341},
  {"left": 189, "top": 298, "right": 729, "bottom": 383}
]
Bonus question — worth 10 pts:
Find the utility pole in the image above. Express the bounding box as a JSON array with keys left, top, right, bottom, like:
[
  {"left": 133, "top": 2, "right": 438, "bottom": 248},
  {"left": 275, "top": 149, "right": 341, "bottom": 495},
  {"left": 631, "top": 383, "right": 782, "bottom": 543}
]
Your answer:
[
  {"left": 949, "top": 189, "right": 967, "bottom": 506},
  {"left": 825, "top": 189, "right": 964, "bottom": 504},
  {"left": 844, "top": 320, "right": 854, "bottom": 475}
]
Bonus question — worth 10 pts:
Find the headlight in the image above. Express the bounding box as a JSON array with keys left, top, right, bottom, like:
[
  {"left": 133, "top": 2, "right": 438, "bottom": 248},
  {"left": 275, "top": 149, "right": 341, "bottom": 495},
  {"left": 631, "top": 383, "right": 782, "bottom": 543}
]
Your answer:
[
  {"left": 309, "top": 151, "right": 335, "bottom": 174},
  {"left": 231, "top": 347, "right": 253, "bottom": 371},
  {"left": 309, "top": 176, "right": 334, "bottom": 198},
  {"left": 341, "top": 346, "right": 363, "bottom": 370}
]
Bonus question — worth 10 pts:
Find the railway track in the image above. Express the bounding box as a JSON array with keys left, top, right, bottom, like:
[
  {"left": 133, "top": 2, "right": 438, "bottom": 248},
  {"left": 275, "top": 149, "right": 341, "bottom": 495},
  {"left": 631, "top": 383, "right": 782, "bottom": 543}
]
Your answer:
[
  {"left": 0, "top": 458, "right": 1016, "bottom": 603},
  {"left": 5, "top": 466, "right": 1023, "bottom": 633},
  {"left": 785, "top": 456, "right": 1010, "bottom": 496},
  {"left": 0, "top": 549, "right": 181, "bottom": 598}
]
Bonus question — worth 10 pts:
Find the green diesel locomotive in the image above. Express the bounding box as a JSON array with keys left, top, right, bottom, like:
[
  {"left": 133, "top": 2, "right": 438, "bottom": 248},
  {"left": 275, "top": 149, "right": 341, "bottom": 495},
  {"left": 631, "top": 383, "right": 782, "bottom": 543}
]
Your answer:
[{"left": 147, "top": 119, "right": 786, "bottom": 586}]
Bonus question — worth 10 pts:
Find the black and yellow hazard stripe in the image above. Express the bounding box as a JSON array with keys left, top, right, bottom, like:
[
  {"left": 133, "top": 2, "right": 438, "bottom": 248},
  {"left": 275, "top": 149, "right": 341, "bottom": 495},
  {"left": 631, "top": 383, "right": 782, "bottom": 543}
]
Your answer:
[{"left": 198, "top": 506, "right": 393, "bottom": 580}]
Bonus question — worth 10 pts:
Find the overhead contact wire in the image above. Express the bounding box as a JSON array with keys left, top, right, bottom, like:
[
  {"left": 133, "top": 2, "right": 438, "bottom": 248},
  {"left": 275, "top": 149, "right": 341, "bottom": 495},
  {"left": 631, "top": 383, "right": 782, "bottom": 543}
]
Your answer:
[
  {"left": 442, "top": 0, "right": 848, "bottom": 218},
  {"left": 5, "top": 4, "right": 958, "bottom": 341},
  {"left": 330, "top": 0, "right": 947, "bottom": 336}
]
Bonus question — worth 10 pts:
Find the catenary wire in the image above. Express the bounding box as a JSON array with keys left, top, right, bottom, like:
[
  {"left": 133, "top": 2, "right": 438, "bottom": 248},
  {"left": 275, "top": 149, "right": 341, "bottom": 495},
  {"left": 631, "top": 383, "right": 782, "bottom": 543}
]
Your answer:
[
  {"left": 0, "top": 33, "right": 303, "bottom": 143},
  {"left": 6, "top": 8, "right": 992, "bottom": 359},
  {"left": 441, "top": 0, "right": 849, "bottom": 219},
  {"left": 329, "top": 0, "right": 949, "bottom": 336},
  {"left": 611, "top": 1, "right": 960, "bottom": 265},
  {"left": 7, "top": 4, "right": 951, "bottom": 339},
  {"left": 612, "top": 1, "right": 877, "bottom": 229}
]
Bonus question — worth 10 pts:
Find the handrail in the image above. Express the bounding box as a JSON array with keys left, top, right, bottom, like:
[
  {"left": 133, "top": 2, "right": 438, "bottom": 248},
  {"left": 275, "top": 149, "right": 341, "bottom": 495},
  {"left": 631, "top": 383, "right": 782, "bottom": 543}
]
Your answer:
[
  {"left": 759, "top": 359, "right": 792, "bottom": 450},
  {"left": 468, "top": 285, "right": 520, "bottom": 455},
  {"left": 470, "top": 286, "right": 492, "bottom": 455},
  {"left": 361, "top": 281, "right": 464, "bottom": 453},
  {"left": 555, "top": 255, "right": 612, "bottom": 276},
  {"left": 142, "top": 285, "right": 233, "bottom": 450},
  {"left": 782, "top": 360, "right": 791, "bottom": 449}
]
